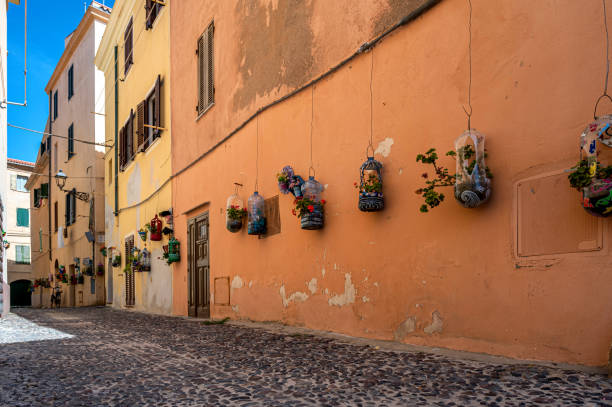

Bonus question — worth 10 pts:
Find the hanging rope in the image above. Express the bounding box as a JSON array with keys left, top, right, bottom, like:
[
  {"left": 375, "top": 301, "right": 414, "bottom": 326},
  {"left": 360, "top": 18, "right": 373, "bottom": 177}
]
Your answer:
[
  {"left": 462, "top": 0, "right": 473, "bottom": 130},
  {"left": 595, "top": 0, "right": 612, "bottom": 119},
  {"left": 368, "top": 48, "right": 375, "bottom": 157},
  {"left": 309, "top": 86, "right": 315, "bottom": 178},
  {"left": 255, "top": 115, "right": 260, "bottom": 191}
]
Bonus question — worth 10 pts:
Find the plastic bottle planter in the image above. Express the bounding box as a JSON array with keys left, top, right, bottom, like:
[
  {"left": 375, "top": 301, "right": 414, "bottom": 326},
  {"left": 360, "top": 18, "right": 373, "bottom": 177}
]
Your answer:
[
  {"left": 300, "top": 176, "right": 325, "bottom": 230},
  {"left": 96, "top": 264, "right": 105, "bottom": 276},
  {"left": 112, "top": 254, "right": 121, "bottom": 268},
  {"left": 247, "top": 191, "right": 267, "bottom": 235},
  {"left": 77, "top": 273, "right": 84, "bottom": 284},
  {"left": 578, "top": 115, "right": 612, "bottom": 217},
  {"left": 139, "top": 248, "right": 151, "bottom": 271},
  {"left": 226, "top": 193, "right": 246, "bottom": 233},
  {"left": 150, "top": 215, "right": 163, "bottom": 241},
  {"left": 358, "top": 157, "right": 384, "bottom": 212},
  {"left": 454, "top": 130, "right": 491, "bottom": 208},
  {"left": 277, "top": 166, "right": 304, "bottom": 198},
  {"left": 167, "top": 237, "right": 181, "bottom": 264}
]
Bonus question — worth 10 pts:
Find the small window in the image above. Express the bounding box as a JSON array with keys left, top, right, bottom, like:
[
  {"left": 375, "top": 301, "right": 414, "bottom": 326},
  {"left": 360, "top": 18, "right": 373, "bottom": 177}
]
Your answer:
[
  {"left": 33, "top": 188, "right": 40, "bottom": 208},
  {"left": 145, "top": 0, "right": 164, "bottom": 30},
  {"left": 68, "top": 124, "right": 75, "bottom": 159},
  {"left": 197, "top": 21, "right": 214, "bottom": 116},
  {"left": 40, "top": 183, "right": 49, "bottom": 198},
  {"left": 15, "top": 175, "right": 28, "bottom": 192},
  {"left": 16, "top": 208, "right": 29, "bottom": 227},
  {"left": 68, "top": 64, "right": 74, "bottom": 99},
  {"left": 65, "top": 190, "right": 76, "bottom": 226},
  {"left": 53, "top": 90, "right": 58, "bottom": 119},
  {"left": 124, "top": 17, "right": 134, "bottom": 75},
  {"left": 54, "top": 201, "right": 58, "bottom": 232},
  {"left": 15, "top": 245, "right": 31, "bottom": 264}
]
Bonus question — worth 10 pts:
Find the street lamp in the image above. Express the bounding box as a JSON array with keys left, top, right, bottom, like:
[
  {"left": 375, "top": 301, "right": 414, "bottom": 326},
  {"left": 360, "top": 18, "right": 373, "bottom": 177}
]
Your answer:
[{"left": 55, "top": 169, "right": 90, "bottom": 202}]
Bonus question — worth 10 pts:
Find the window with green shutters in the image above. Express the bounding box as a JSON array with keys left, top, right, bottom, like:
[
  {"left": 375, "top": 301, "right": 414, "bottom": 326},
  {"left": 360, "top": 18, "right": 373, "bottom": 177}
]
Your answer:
[
  {"left": 68, "top": 64, "right": 74, "bottom": 100},
  {"left": 15, "top": 245, "right": 30, "bottom": 264},
  {"left": 16, "top": 208, "right": 29, "bottom": 227},
  {"left": 68, "top": 124, "right": 75, "bottom": 159}
]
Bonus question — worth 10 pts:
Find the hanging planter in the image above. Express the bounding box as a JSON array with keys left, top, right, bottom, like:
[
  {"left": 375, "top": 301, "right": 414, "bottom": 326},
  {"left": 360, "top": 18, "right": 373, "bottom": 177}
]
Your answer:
[
  {"left": 100, "top": 246, "right": 107, "bottom": 257},
  {"left": 83, "top": 265, "right": 93, "bottom": 276},
  {"left": 569, "top": 115, "right": 612, "bottom": 217},
  {"left": 138, "top": 228, "right": 147, "bottom": 241},
  {"left": 96, "top": 263, "right": 104, "bottom": 276},
  {"left": 167, "top": 237, "right": 180, "bottom": 264},
  {"left": 277, "top": 166, "right": 304, "bottom": 198},
  {"left": 139, "top": 248, "right": 151, "bottom": 271},
  {"left": 149, "top": 215, "right": 162, "bottom": 241},
  {"left": 453, "top": 130, "right": 491, "bottom": 208},
  {"left": 112, "top": 254, "right": 121, "bottom": 268},
  {"left": 226, "top": 187, "right": 247, "bottom": 233},
  {"left": 247, "top": 191, "right": 267, "bottom": 235},
  {"left": 296, "top": 176, "right": 325, "bottom": 230},
  {"left": 357, "top": 157, "right": 384, "bottom": 212},
  {"left": 2, "top": 240, "right": 9, "bottom": 249}
]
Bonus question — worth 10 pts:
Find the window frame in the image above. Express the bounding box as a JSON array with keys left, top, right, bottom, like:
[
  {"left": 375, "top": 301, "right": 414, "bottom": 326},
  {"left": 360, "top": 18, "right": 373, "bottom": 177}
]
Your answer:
[
  {"left": 124, "top": 17, "right": 134, "bottom": 76},
  {"left": 15, "top": 245, "right": 31, "bottom": 264},
  {"left": 16, "top": 207, "right": 29, "bottom": 227},
  {"left": 67, "top": 123, "right": 75, "bottom": 160},
  {"left": 16, "top": 175, "right": 28, "bottom": 192},
  {"left": 68, "top": 64, "right": 74, "bottom": 100},
  {"left": 196, "top": 21, "right": 215, "bottom": 119},
  {"left": 65, "top": 190, "right": 76, "bottom": 227},
  {"left": 53, "top": 90, "right": 58, "bottom": 120},
  {"left": 145, "top": 0, "right": 164, "bottom": 30}
]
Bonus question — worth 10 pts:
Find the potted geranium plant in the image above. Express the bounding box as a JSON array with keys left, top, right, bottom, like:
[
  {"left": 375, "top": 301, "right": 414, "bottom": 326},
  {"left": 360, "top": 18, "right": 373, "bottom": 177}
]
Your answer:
[{"left": 226, "top": 205, "right": 248, "bottom": 233}]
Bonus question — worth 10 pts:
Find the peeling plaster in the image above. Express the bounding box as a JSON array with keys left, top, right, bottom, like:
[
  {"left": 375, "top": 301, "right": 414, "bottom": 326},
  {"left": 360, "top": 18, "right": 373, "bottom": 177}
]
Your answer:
[
  {"left": 279, "top": 285, "right": 309, "bottom": 308},
  {"left": 328, "top": 273, "right": 356, "bottom": 307},
  {"left": 424, "top": 311, "right": 444, "bottom": 334},
  {"left": 398, "top": 168, "right": 403, "bottom": 175},
  {"left": 321, "top": 268, "right": 326, "bottom": 277},
  {"left": 373, "top": 282, "right": 379, "bottom": 287},
  {"left": 374, "top": 137, "right": 394, "bottom": 158},
  {"left": 232, "top": 305, "right": 240, "bottom": 313},
  {"left": 231, "top": 276, "right": 244, "bottom": 290},
  {"left": 361, "top": 296, "right": 370, "bottom": 303},
  {"left": 394, "top": 316, "right": 416, "bottom": 341},
  {"left": 324, "top": 288, "right": 329, "bottom": 295},
  {"left": 248, "top": 280, "right": 253, "bottom": 288},
  {"left": 307, "top": 278, "right": 317, "bottom": 294}
]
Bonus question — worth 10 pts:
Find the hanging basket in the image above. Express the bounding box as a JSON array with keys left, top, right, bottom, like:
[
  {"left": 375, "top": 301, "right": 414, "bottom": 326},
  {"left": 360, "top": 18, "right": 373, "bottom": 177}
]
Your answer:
[
  {"left": 149, "top": 215, "right": 162, "bottom": 241},
  {"left": 576, "top": 114, "right": 612, "bottom": 217},
  {"left": 299, "top": 176, "right": 325, "bottom": 230},
  {"left": 300, "top": 203, "right": 324, "bottom": 230},
  {"left": 247, "top": 191, "right": 267, "bottom": 235},
  {"left": 358, "top": 157, "right": 384, "bottom": 212},
  {"left": 454, "top": 130, "right": 491, "bottom": 208}
]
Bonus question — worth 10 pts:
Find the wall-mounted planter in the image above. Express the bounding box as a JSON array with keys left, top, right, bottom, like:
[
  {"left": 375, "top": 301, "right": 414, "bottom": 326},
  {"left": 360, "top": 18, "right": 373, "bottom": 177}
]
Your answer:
[
  {"left": 226, "top": 193, "right": 246, "bottom": 233},
  {"left": 247, "top": 191, "right": 267, "bottom": 235},
  {"left": 149, "top": 215, "right": 162, "bottom": 241},
  {"left": 299, "top": 176, "right": 325, "bottom": 230}
]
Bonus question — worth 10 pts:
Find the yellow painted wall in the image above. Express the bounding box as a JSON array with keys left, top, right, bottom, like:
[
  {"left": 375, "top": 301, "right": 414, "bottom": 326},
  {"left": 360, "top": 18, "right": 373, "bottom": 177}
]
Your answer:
[{"left": 96, "top": 0, "right": 172, "bottom": 314}]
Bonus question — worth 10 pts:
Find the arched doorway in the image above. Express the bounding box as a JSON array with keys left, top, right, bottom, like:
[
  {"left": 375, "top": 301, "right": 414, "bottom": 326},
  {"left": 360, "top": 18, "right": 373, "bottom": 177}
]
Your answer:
[{"left": 10, "top": 279, "right": 31, "bottom": 307}]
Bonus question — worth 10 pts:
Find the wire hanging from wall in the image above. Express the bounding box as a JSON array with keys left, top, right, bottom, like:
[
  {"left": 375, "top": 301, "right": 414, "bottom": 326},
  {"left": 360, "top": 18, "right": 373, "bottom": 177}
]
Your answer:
[
  {"left": 594, "top": 0, "right": 611, "bottom": 119},
  {"left": 255, "top": 115, "right": 260, "bottom": 192},
  {"left": 309, "top": 86, "right": 315, "bottom": 178},
  {"left": 462, "top": 0, "right": 473, "bottom": 130}
]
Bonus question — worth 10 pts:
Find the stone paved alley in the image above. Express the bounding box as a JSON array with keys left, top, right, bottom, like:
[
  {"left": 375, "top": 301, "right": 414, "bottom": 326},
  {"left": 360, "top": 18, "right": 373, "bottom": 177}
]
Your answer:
[{"left": 0, "top": 308, "right": 610, "bottom": 406}]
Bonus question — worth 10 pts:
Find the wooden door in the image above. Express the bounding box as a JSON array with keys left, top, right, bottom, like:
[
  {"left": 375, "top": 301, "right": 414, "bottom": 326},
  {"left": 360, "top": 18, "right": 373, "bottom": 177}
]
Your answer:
[
  {"left": 188, "top": 212, "right": 210, "bottom": 318},
  {"left": 125, "top": 236, "right": 135, "bottom": 307}
]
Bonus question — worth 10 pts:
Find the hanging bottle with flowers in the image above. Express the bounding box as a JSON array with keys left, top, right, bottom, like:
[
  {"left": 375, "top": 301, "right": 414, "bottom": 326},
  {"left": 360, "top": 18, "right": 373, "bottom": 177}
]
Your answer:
[
  {"left": 297, "top": 176, "right": 325, "bottom": 230},
  {"left": 226, "top": 183, "right": 247, "bottom": 233},
  {"left": 358, "top": 156, "right": 384, "bottom": 212},
  {"left": 453, "top": 130, "right": 491, "bottom": 208}
]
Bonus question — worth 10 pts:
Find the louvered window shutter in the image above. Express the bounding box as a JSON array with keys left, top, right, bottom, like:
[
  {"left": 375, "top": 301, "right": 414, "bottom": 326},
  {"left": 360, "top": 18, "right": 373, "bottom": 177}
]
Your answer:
[
  {"left": 154, "top": 75, "right": 161, "bottom": 138},
  {"left": 128, "top": 109, "right": 134, "bottom": 159},
  {"left": 145, "top": 0, "right": 153, "bottom": 29},
  {"left": 10, "top": 174, "right": 16, "bottom": 190},
  {"left": 70, "top": 190, "right": 76, "bottom": 225},
  {"left": 65, "top": 193, "right": 69, "bottom": 225},
  {"left": 197, "top": 32, "right": 208, "bottom": 113},
  {"left": 137, "top": 100, "right": 145, "bottom": 150},
  {"left": 119, "top": 126, "right": 125, "bottom": 168},
  {"left": 207, "top": 23, "right": 214, "bottom": 105}
]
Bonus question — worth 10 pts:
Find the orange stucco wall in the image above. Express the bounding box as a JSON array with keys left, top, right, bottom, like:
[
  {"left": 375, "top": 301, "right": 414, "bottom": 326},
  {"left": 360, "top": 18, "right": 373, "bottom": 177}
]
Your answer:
[{"left": 170, "top": 0, "right": 612, "bottom": 366}]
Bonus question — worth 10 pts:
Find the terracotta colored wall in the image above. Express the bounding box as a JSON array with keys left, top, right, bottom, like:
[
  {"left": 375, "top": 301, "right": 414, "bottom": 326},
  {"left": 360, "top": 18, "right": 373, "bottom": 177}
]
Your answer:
[{"left": 170, "top": 0, "right": 612, "bottom": 366}]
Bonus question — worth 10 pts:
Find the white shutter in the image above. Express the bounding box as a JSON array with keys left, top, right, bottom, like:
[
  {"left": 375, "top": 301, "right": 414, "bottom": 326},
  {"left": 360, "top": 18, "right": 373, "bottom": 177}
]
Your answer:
[{"left": 10, "top": 174, "right": 16, "bottom": 190}]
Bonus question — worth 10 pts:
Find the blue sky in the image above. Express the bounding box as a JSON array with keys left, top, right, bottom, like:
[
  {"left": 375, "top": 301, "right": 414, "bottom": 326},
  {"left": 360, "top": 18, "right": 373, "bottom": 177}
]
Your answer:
[{"left": 6, "top": 0, "right": 114, "bottom": 163}]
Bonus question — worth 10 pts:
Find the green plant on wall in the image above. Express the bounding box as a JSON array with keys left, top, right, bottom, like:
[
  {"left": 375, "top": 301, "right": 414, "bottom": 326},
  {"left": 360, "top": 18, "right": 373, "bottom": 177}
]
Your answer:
[
  {"left": 568, "top": 159, "right": 612, "bottom": 191},
  {"left": 415, "top": 145, "right": 492, "bottom": 213}
]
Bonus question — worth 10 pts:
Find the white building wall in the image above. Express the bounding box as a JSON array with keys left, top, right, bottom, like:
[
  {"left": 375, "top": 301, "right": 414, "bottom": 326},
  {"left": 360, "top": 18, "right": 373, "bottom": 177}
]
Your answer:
[
  {"left": 94, "top": 19, "right": 106, "bottom": 153},
  {"left": 6, "top": 165, "right": 33, "bottom": 284}
]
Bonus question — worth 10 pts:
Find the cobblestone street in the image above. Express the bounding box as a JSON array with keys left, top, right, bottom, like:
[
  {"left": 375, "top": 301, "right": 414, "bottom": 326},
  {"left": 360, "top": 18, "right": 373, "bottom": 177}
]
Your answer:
[{"left": 0, "top": 308, "right": 609, "bottom": 406}]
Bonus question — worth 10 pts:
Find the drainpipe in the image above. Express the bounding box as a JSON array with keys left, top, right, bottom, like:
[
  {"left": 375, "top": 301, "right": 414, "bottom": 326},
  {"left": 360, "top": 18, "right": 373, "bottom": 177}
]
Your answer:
[
  {"left": 48, "top": 92, "right": 52, "bottom": 261},
  {"left": 114, "top": 46, "right": 118, "bottom": 216},
  {"left": 2, "top": 0, "right": 27, "bottom": 108}
]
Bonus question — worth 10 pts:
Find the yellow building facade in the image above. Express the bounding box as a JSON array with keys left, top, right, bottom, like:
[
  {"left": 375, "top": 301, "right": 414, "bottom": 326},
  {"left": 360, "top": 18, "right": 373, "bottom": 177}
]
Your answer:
[{"left": 95, "top": 0, "right": 173, "bottom": 314}]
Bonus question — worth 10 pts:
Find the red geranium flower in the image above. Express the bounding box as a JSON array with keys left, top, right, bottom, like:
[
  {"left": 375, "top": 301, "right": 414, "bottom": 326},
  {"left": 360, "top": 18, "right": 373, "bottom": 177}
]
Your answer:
[
  {"left": 308, "top": 205, "right": 314, "bottom": 212},
  {"left": 292, "top": 209, "right": 296, "bottom": 215},
  {"left": 321, "top": 199, "right": 326, "bottom": 204}
]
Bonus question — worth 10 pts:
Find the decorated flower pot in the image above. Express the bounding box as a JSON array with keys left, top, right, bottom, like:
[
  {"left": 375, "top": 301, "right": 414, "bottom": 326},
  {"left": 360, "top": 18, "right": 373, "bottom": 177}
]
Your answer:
[
  {"left": 454, "top": 130, "right": 491, "bottom": 208},
  {"left": 300, "top": 203, "right": 324, "bottom": 230},
  {"left": 150, "top": 215, "right": 162, "bottom": 241},
  {"left": 167, "top": 238, "right": 181, "bottom": 264},
  {"left": 226, "top": 189, "right": 246, "bottom": 233},
  {"left": 112, "top": 255, "right": 121, "bottom": 268},
  {"left": 358, "top": 157, "right": 384, "bottom": 212},
  {"left": 96, "top": 264, "right": 104, "bottom": 276},
  {"left": 138, "top": 230, "right": 147, "bottom": 241},
  {"left": 577, "top": 115, "right": 612, "bottom": 217}
]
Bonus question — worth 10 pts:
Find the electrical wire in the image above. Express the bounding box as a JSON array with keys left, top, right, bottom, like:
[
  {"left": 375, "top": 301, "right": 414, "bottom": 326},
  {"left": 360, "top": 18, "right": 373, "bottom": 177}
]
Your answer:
[
  {"left": 309, "top": 85, "right": 315, "bottom": 178},
  {"left": 255, "top": 115, "right": 259, "bottom": 191},
  {"left": 368, "top": 48, "right": 375, "bottom": 157},
  {"left": 7, "top": 123, "right": 112, "bottom": 148},
  {"left": 463, "top": 0, "right": 473, "bottom": 130},
  {"left": 595, "top": 0, "right": 612, "bottom": 119}
]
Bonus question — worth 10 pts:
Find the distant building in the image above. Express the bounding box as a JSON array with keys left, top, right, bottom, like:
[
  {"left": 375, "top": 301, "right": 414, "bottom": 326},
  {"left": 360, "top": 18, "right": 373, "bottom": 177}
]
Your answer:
[
  {"left": 27, "top": 1, "right": 110, "bottom": 308},
  {"left": 6, "top": 158, "right": 33, "bottom": 306}
]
